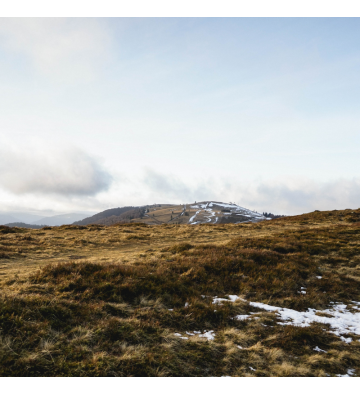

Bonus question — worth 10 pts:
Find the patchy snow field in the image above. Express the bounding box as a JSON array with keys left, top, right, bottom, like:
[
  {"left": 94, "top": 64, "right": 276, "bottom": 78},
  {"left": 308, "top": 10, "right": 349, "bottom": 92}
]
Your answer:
[
  {"left": 212, "top": 295, "right": 360, "bottom": 343},
  {"left": 173, "top": 294, "right": 360, "bottom": 350},
  {"left": 189, "top": 201, "right": 267, "bottom": 225}
]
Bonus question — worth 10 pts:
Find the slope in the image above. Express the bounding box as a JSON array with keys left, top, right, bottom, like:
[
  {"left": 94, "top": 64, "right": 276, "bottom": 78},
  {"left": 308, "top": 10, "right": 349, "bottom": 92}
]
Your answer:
[
  {"left": 0, "top": 208, "right": 360, "bottom": 376},
  {"left": 73, "top": 207, "right": 138, "bottom": 226}
]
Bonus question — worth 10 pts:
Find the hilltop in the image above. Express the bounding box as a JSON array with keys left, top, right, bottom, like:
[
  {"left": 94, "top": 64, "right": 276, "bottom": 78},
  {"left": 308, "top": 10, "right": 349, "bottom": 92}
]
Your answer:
[
  {"left": 73, "top": 201, "right": 268, "bottom": 226},
  {"left": 0, "top": 208, "right": 359, "bottom": 376},
  {"left": 31, "top": 213, "right": 92, "bottom": 226},
  {"left": 3, "top": 222, "right": 45, "bottom": 229}
]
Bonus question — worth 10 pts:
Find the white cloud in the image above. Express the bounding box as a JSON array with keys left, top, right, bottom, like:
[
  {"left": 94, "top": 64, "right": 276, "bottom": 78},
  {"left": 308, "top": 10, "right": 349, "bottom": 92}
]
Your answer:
[
  {"left": 141, "top": 171, "right": 360, "bottom": 214},
  {"left": 241, "top": 177, "right": 360, "bottom": 214},
  {"left": 1, "top": 161, "right": 358, "bottom": 215},
  {"left": 142, "top": 169, "right": 214, "bottom": 202},
  {"left": 0, "top": 18, "right": 111, "bottom": 81},
  {"left": 0, "top": 148, "right": 112, "bottom": 196}
]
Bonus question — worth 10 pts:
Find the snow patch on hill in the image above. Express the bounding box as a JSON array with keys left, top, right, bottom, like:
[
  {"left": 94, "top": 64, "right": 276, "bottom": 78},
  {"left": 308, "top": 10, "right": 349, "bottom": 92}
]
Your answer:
[{"left": 189, "top": 201, "right": 266, "bottom": 224}]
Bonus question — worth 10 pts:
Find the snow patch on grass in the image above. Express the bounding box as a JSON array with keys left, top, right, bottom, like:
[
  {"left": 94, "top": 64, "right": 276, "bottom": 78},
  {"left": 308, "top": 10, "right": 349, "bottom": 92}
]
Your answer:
[
  {"left": 174, "top": 333, "right": 188, "bottom": 340},
  {"left": 211, "top": 295, "right": 360, "bottom": 343},
  {"left": 174, "top": 330, "right": 215, "bottom": 341},
  {"left": 313, "top": 346, "right": 327, "bottom": 353},
  {"left": 337, "top": 368, "right": 355, "bottom": 377},
  {"left": 199, "top": 330, "right": 215, "bottom": 340}
]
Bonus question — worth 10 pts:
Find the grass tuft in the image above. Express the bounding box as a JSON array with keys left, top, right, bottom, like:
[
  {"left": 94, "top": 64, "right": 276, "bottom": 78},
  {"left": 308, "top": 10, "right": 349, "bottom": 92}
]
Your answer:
[{"left": 1, "top": 209, "right": 360, "bottom": 376}]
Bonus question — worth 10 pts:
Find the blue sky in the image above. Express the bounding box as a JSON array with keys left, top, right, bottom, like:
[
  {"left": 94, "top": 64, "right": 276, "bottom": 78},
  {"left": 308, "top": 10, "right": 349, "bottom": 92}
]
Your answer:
[{"left": 0, "top": 18, "right": 359, "bottom": 215}]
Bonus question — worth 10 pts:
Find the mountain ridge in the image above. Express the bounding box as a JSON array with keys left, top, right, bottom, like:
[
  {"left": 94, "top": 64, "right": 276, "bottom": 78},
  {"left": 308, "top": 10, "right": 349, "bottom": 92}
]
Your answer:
[
  {"left": 72, "top": 201, "right": 271, "bottom": 226},
  {"left": 31, "top": 213, "right": 92, "bottom": 226}
]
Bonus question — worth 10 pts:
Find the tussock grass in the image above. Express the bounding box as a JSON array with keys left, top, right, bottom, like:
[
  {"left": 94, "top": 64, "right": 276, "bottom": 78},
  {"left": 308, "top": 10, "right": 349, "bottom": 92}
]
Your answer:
[{"left": 0, "top": 209, "right": 360, "bottom": 376}]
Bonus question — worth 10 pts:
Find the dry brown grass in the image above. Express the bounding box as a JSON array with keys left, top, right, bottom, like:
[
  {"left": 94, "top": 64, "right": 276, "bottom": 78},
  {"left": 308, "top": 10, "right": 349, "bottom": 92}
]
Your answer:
[{"left": 1, "top": 208, "right": 360, "bottom": 376}]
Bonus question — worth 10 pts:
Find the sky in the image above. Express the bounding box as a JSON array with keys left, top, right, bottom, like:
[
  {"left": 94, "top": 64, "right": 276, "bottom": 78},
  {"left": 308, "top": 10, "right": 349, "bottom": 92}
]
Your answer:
[{"left": 0, "top": 17, "right": 359, "bottom": 216}]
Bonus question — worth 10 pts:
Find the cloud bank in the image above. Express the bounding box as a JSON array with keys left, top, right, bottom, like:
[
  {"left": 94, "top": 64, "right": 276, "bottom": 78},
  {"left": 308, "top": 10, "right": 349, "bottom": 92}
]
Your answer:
[
  {"left": 243, "top": 178, "right": 360, "bottom": 214},
  {"left": 1, "top": 161, "right": 358, "bottom": 215},
  {"left": 143, "top": 169, "right": 214, "bottom": 202},
  {"left": 0, "top": 148, "right": 112, "bottom": 196},
  {"left": 141, "top": 170, "right": 360, "bottom": 215}
]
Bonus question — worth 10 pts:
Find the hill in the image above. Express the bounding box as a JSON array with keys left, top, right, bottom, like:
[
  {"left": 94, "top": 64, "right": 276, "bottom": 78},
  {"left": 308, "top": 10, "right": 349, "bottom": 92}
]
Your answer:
[
  {"left": 0, "top": 214, "right": 20, "bottom": 225},
  {"left": 73, "top": 206, "right": 138, "bottom": 226},
  {"left": 0, "top": 208, "right": 359, "bottom": 376},
  {"left": 74, "top": 202, "right": 268, "bottom": 226},
  {"left": 32, "top": 213, "right": 93, "bottom": 226},
  {"left": 4, "top": 222, "right": 46, "bottom": 229},
  {"left": 92, "top": 208, "right": 147, "bottom": 225},
  {"left": 0, "top": 212, "right": 49, "bottom": 225}
]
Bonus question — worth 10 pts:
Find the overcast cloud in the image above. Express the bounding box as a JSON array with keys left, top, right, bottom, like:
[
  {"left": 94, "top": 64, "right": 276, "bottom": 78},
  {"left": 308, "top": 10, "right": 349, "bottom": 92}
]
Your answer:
[
  {"left": 141, "top": 171, "right": 360, "bottom": 214},
  {"left": 0, "top": 19, "right": 359, "bottom": 215},
  {"left": 0, "top": 18, "right": 111, "bottom": 82},
  {"left": 143, "top": 169, "right": 214, "bottom": 202},
  {"left": 0, "top": 148, "right": 112, "bottom": 196},
  {"left": 235, "top": 178, "right": 360, "bottom": 214}
]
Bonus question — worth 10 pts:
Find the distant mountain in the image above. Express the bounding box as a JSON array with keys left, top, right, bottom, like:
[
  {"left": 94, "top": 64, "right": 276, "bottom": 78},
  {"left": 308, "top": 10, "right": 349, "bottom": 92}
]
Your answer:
[
  {"left": 73, "top": 207, "right": 138, "bottom": 226},
  {"left": 32, "top": 213, "right": 92, "bottom": 226},
  {"left": 13, "top": 213, "right": 47, "bottom": 223},
  {"left": 4, "top": 222, "right": 45, "bottom": 229},
  {"left": 0, "top": 212, "right": 49, "bottom": 224},
  {"left": 0, "top": 214, "right": 20, "bottom": 225}
]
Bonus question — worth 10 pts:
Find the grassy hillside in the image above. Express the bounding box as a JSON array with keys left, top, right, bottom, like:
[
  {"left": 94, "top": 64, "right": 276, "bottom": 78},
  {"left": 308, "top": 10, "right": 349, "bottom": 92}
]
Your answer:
[
  {"left": 74, "top": 204, "right": 194, "bottom": 226},
  {"left": 1, "top": 208, "right": 360, "bottom": 376},
  {"left": 73, "top": 207, "right": 138, "bottom": 226},
  {"left": 71, "top": 201, "right": 269, "bottom": 227}
]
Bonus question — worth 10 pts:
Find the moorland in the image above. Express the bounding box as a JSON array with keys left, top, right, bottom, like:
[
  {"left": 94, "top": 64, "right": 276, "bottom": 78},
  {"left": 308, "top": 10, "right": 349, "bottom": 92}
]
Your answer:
[{"left": 1, "top": 208, "right": 360, "bottom": 376}]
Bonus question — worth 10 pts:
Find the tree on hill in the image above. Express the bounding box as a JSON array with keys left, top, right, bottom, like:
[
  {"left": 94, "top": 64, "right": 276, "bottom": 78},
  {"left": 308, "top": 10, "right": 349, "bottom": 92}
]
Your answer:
[{"left": 263, "top": 212, "right": 286, "bottom": 219}]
